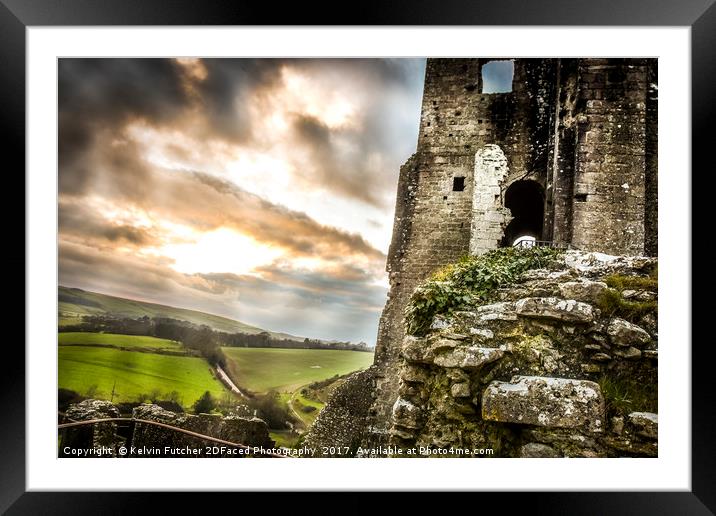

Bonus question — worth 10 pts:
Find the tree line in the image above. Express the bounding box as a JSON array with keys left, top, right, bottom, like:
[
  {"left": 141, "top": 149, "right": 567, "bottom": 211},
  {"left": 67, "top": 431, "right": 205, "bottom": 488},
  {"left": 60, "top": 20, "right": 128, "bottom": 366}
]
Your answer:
[{"left": 60, "top": 314, "right": 373, "bottom": 353}]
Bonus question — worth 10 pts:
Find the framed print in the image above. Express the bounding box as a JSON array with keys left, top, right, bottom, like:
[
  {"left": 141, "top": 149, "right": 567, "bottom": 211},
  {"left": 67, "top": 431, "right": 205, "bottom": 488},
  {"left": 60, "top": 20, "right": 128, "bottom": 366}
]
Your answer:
[{"left": 4, "top": 0, "right": 713, "bottom": 512}]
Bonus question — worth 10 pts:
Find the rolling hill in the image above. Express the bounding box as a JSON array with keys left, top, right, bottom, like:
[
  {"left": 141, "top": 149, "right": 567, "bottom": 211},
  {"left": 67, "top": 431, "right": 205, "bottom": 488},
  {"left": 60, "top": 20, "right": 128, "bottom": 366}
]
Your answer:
[
  {"left": 58, "top": 285, "right": 304, "bottom": 341},
  {"left": 221, "top": 347, "right": 374, "bottom": 393}
]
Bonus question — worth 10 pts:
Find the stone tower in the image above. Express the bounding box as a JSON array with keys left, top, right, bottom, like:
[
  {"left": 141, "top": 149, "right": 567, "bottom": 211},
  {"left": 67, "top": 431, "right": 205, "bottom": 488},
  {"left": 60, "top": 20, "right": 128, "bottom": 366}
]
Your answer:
[{"left": 366, "top": 58, "right": 658, "bottom": 445}]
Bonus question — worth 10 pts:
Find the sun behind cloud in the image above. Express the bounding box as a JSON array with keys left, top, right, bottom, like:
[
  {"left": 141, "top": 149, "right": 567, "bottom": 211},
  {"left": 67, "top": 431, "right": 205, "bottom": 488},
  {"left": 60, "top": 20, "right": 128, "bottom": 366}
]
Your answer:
[{"left": 160, "top": 228, "right": 282, "bottom": 276}]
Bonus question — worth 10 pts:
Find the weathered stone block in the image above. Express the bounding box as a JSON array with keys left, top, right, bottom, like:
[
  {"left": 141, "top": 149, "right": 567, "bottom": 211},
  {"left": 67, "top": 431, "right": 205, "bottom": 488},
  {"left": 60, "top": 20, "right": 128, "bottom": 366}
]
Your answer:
[
  {"left": 611, "top": 416, "right": 625, "bottom": 435},
  {"left": 426, "top": 337, "right": 462, "bottom": 357},
  {"left": 402, "top": 364, "right": 430, "bottom": 384},
  {"left": 402, "top": 335, "right": 429, "bottom": 363},
  {"left": 132, "top": 403, "right": 274, "bottom": 451},
  {"left": 564, "top": 251, "right": 618, "bottom": 271},
  {"left": 433, "top": 346, "right": 504, "bottom": 369},
  {"left": 470, "top": 327, "right": 494, "bottom": 341},
  {"left": 429, "top": 315, "right": 451, "bottom": 330},
  {"left": 613, "top": 346, "right": 642, "bottom": 360},
  {"left": 581, "top": 363, "right": 602, "bottom": 373},
  {"left": 558, "top": 280, "right": 609, "bottom": 304},
  {"left": 472, "top": 302, "right": 518, "bottom": 322},
  {"left": 450, "top": 382, "right": 471, "bottom": 398},
  {"left": 482, "top": 375, "right": 605, "bottom": 433},
  {"left": 62, "top": 399, "right": 122, "bottom": 456},
  {"left": 515, "top": 297, "right": 595, "bottom": 323},
  {"left": 519, "top": 442, "right": 561, "bottom": 458},
  {"left": 392, "top": 398, "right": 424, "bottom": 429},
  {"left": 607, "top": 317, "right": 651, "bottom": 347},
  {"left": 628, "top": 412, "right": 658, "bottom": 439}
]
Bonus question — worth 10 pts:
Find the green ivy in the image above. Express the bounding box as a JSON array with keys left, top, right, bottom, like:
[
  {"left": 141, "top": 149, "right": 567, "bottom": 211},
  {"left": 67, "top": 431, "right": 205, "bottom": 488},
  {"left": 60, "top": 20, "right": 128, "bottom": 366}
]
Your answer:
[{"left": 404, "top": 246, "right": 565, "bottom": 336}]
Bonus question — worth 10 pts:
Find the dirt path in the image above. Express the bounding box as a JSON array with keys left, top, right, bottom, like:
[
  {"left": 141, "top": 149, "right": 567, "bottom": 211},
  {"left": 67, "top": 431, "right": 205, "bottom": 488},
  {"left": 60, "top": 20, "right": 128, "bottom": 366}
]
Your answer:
[
  {"left": 287, "top": 388, "right": 307, "bottom": 427},
  {"left": 215, "top": 366, "right": 249, "bottom": 399}
]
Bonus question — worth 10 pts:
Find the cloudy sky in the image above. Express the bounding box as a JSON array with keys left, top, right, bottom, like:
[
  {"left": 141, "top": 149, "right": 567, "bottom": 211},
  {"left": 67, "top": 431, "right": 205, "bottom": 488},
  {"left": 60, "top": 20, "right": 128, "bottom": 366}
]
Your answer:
[{"left": 58, "top": 58, "right": 426, "bottom": 345}]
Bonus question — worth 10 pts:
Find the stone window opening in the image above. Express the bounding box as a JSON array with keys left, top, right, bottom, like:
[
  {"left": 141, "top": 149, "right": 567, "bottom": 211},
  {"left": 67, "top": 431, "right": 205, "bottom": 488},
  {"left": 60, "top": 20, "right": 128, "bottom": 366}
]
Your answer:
[
  {"left": 481, "top": 60, "right": 514, "bottom": 94},
  {"left": 502, "top": 180, "right": 545, "bottom": 246},
  {"left": 453, "top": 177, "right": 466, "bottom": 192}
]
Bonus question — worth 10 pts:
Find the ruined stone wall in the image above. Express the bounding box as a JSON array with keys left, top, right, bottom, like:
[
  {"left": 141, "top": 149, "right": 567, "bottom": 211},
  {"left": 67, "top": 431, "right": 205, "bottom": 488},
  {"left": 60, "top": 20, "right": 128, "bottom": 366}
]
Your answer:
[
  {"left": 318, "top": 58, "right": 658, "bottom": 452},
  {"left": 59, "top": 400, "right": 274, "bottom": 457},
  {"left": 390, "top": 251, "right": 658, "bottom": 457},
  {"left": 370, "top": 59, "right": 559, "bottom": 444},
  {"left": 570, "top": 59, "right": 649, "bottom": 255},
  {"left": 301, "top": 369, "right": 374, "bottom": 456},
  {"left": 644, "top": 60, "right": 659, "bottom": 257},
  {"left": 371, "top": 59, "right": 480, "bottom": 443},
  {"left": 549, "top": 58, "right": 580, "bottom": 244}
]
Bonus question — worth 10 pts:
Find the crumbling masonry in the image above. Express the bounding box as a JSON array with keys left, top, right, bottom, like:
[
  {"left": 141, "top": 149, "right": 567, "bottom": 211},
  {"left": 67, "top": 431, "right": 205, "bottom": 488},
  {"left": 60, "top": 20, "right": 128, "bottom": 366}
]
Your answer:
[
  {"left": 304, "top": 58, "right": 658, "bottom": 453},
  {"left": 367, "top": 58, "right": 658, "bottom": 446}
]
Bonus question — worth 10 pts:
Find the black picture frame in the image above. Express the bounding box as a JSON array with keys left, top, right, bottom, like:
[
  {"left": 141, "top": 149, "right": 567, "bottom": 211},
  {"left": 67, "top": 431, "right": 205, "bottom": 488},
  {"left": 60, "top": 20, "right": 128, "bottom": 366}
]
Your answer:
[{"left": 4, "top": 0, "right": 712, "bottom": 513}]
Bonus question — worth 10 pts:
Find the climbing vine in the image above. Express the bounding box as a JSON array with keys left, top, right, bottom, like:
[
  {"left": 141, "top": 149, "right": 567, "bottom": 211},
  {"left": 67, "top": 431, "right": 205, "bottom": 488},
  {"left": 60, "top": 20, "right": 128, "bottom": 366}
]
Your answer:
[{"left": 404, "top": 246, "right": 565, "bottom": 336}]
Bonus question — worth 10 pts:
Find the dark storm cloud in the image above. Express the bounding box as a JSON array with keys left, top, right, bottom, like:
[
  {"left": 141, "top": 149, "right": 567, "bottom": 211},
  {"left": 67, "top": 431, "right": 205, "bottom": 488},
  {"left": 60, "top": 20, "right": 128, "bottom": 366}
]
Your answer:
[
  {"left": 190, "top": 58, "right": 424, "bottom": 207},
  {"left": 59, "top": 202, "right": 156, "bottom": 247},
  {"left": 58, "top": 59, "right": 187, "bottom": 123},
  {"left": 58, "top": 58, "right": 189, "bottom": 196},
  {"left": 285, "top": 59, "right": 425, "bottom": 207},
  {"left": 196, "top": 59, "right": 285, "bottom": 142},
  {"left": 58, "top": 57, "right": 425, "bottom": 207},
  {"left": 291, "top": 114, "right": 383, "bottom": 206}
]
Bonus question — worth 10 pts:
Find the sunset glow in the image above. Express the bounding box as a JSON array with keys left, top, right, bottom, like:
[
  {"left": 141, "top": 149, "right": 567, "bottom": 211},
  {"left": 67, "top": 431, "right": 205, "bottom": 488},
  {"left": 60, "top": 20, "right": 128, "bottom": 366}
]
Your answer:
[
  {"left": 58, "top": 58, "right": 425, "bottom": 343},
  {"left": 160, "top": 229, "right": 283, "bottom": 276}
]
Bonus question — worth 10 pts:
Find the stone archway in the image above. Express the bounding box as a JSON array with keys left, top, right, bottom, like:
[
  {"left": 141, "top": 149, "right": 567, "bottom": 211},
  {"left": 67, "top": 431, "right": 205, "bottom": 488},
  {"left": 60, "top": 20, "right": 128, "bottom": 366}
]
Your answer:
[{"left": 502, "top": 180, "right": 545, "bottom": 245}]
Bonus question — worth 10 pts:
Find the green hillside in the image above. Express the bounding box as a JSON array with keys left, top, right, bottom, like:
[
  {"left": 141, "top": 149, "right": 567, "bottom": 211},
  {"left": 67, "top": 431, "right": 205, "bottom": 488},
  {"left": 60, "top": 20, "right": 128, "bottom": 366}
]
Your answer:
[
  {"left": 58, "top": 345, "right": 227, "bottom": 408},
  {"left": 222, "top": 347, "right": 374, "bottom": 393},
  {"left": 58, "top": 285, "right": 302, "bottom": 341},
  {"left": 58, "top": 332, "right": 182, "bottom": 351}
]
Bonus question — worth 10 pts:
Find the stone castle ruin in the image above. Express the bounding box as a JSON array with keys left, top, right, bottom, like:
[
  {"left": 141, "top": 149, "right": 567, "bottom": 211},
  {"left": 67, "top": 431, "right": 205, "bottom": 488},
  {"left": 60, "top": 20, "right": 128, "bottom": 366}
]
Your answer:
[{"left": 305, "top": 58, "right": 659, "bottom": 457}]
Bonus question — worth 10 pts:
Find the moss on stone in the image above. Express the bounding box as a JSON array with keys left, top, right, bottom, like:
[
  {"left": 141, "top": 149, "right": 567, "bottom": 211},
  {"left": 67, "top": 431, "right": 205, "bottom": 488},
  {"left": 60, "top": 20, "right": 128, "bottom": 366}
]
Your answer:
[
  {"left": 596, "top": 288, "right": 657, "bottom": 322},
  {"left": 604, "top": 272, "right": 658, "bottom": 292}
]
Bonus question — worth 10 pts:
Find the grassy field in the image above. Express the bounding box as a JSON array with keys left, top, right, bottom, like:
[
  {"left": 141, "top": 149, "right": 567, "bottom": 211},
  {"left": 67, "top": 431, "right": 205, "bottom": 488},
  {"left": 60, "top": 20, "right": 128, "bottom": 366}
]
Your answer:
[
  {"left": 58, "top": 285, "right": 301, "bottom": 340},
  {"left": 221, "top": 347, "right": 374, "bottom": 393},
  {"left": 58, "top": 346, "right": 227, "bottom": 407},
  {"left": 58, "top": 332, "right": 182, "bottom": 351},
  {"left": 283, "top": 390, "right": 325, "bottom": 427}
]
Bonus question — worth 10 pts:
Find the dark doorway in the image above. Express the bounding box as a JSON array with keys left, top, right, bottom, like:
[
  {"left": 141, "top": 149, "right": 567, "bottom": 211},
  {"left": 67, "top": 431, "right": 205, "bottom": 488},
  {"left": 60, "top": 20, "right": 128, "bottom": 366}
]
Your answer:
[{"left": 502, "top": 180, "right": 545, "bottom": 246}]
